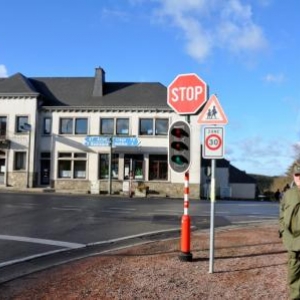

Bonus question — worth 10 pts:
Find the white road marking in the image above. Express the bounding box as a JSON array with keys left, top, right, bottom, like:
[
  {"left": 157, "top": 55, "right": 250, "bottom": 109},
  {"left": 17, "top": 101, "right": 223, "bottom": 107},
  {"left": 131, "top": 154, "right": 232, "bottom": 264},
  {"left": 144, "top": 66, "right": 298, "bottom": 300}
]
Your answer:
[
  {"left": 155, "top": 209, "right": 182, "bottom": 214},
  {"left": 0, "top": 235, "right": 85, "bottom": 249},
  {"left": 0, "top": 249, "right": 69, "bottom": 268},
  {"left": 101, "top": 210, "right": 131, "bottom": 214},
  {"left": 51, "top": 207, "right": 82, "bottom": 211},
  {"left": 108, "top": 207, "right": 136, "bottom": 211}
]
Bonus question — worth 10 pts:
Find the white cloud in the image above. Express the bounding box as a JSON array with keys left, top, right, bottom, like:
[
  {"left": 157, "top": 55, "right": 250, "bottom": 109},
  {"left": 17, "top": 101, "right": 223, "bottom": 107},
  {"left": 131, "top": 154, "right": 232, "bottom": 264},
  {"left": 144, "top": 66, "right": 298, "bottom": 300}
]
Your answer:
[
  {"left": 0, "top": 65, "right": 8, "bottom": 77},
  {"left": 226, "top": 135, "right": 294, "bottom": 175},
  {"left": 262, "top": 73, "right": 285, "bottom": 84},
  {"left": 152, "top": 0, "right": 268, "bottom": 63},
  {"left": 101, "top": 7, "right": 131, "bottom": 22}
]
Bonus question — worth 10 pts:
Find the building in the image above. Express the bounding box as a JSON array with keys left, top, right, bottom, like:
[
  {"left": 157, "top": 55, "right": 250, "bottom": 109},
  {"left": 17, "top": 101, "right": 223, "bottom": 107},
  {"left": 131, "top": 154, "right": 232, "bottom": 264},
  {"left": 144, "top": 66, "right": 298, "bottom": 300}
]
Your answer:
[
  {"left": 201, "top": 158, "right": 257, "bottom": 200},
  {"left": 0, "top": 67, "right": 202, "bottom": 198}
]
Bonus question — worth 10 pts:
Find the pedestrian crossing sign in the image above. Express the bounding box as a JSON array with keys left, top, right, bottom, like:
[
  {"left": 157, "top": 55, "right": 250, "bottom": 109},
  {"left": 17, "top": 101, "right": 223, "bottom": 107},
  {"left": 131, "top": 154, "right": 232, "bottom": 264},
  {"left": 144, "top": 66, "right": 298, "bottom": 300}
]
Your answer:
[{"left": 197, "top": 94, "right": 228, "bottom": 125}]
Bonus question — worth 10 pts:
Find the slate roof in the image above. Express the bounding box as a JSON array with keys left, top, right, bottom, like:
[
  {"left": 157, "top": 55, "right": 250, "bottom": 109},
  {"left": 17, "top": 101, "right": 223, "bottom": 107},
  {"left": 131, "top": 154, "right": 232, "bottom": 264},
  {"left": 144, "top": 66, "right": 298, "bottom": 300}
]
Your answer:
[
  {"left": 0, "top": 73, "right": 39, "bottom": 95},
  {"left": 201, "top": 157, "right": 256, "bottom": 184},
  {"left": 229, "top": 164, "right": 256, "bottom": 184},
  {"left": 0, "top": 70, "right": 170, "bottom": 110}
]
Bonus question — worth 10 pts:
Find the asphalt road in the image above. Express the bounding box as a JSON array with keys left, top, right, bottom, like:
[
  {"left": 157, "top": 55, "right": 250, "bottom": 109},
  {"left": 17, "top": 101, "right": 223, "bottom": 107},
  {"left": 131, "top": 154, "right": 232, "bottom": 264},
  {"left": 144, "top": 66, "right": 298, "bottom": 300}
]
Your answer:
[{"left": 0, "top": 192, "right": 279, "bottom": 283}]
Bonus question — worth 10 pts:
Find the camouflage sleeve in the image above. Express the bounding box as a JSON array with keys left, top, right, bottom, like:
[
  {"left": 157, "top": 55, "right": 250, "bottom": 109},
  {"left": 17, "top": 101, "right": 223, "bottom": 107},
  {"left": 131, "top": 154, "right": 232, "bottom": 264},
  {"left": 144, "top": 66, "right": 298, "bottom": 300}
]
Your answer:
[{"left": 279, "top": 196, "right": 286, "bottom": 237}]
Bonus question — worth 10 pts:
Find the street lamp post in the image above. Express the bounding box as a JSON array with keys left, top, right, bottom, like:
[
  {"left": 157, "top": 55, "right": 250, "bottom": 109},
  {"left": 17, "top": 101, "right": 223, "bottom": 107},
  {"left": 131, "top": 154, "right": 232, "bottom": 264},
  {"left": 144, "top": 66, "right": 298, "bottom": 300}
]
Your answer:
[{"left": 21, "top": 123, "right": 32, "bottom": 188}]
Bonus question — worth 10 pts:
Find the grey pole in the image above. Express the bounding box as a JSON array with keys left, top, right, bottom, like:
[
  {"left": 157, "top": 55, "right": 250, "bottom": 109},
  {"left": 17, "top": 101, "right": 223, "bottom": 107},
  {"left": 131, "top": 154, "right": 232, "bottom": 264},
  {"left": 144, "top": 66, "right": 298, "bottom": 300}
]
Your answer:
[
  {"left": 27, "top": 128, "right": 31, "bottom": 188},
  {"left": 209, "top": 158, "right": 216, "bottom": 273}
]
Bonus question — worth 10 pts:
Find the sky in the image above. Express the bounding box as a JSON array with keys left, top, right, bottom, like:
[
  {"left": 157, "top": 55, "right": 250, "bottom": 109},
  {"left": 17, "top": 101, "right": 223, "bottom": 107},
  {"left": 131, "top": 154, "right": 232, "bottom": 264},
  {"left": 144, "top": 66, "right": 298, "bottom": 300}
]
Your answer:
[{"left": 1, "top": 0, "right": 300, "bottom": 177}]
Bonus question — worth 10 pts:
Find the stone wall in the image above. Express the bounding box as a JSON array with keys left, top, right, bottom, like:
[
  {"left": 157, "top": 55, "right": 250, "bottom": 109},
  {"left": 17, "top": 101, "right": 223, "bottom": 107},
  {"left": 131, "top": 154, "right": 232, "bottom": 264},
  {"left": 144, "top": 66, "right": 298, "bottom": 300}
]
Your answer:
[
  {"left": 55, "top": 180, "right": 90, "bottom": 191},
  {"left": 99, "top": 180, "right": 200, "bottom": 199}
]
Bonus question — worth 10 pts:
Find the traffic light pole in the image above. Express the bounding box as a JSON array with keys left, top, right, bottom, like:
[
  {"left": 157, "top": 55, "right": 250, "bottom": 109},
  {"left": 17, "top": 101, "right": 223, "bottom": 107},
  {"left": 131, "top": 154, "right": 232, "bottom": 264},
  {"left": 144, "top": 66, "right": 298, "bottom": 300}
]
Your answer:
[
  {"left": 179, "top": 171, "right": 193, "bottom": 261},
  {"left": 179, "top": 115, "right": 192, "bottom": 262}
]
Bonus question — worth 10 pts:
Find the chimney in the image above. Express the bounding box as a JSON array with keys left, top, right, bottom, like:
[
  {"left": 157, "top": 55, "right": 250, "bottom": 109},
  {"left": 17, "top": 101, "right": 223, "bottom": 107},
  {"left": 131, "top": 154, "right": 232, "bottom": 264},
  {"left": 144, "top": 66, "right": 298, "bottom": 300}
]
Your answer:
[{"left": 93, "top": 67, "right": 105, "bottom": 97}]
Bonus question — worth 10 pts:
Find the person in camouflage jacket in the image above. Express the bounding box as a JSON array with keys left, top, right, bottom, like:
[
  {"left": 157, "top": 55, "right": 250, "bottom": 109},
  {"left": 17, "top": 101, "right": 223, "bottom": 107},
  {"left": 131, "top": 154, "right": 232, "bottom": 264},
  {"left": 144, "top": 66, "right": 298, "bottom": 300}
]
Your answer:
[{"left": 279, "top": 162, "right": 300, "bottom": 299}]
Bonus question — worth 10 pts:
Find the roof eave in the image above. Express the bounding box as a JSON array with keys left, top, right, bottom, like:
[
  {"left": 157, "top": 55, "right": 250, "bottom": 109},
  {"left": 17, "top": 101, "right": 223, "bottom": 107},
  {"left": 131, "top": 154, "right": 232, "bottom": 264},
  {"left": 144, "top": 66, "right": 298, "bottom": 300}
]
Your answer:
[
  {"left": 0, "top": 92, "right": 40, "bottom": 98},
  {"left": 41, "top": 105, "right": 172, "bottom": 112}
]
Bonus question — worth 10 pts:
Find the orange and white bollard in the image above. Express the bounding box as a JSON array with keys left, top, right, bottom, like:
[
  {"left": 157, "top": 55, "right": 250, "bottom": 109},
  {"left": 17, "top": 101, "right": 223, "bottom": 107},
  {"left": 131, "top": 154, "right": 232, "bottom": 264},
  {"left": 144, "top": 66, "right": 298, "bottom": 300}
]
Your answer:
[{"left": 179, "top": 172, "right": 193, "bottom": 262}]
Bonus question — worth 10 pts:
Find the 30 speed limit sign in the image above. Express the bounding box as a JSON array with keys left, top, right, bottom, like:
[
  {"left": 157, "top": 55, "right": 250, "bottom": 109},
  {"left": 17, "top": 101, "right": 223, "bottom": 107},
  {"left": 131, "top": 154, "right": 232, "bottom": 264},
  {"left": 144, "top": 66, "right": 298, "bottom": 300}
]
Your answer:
[{"left": 203, "top": 126, "right": 225, "bottom": 159}]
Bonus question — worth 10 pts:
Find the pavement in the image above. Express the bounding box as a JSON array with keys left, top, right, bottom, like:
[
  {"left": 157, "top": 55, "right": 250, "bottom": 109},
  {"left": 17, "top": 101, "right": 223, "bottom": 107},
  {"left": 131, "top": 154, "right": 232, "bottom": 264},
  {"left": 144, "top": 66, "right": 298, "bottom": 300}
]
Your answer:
[{"left": 0, "top": 220, "right": 289, "bottom": 299}]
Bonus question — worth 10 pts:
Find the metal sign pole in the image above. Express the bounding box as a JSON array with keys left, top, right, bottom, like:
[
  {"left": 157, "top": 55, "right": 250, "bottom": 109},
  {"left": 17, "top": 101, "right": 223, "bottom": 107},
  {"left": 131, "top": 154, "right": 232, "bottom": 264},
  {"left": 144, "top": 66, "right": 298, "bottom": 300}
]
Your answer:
[{"left": 209, "top": 158, "right": 216, "bottom": 273}]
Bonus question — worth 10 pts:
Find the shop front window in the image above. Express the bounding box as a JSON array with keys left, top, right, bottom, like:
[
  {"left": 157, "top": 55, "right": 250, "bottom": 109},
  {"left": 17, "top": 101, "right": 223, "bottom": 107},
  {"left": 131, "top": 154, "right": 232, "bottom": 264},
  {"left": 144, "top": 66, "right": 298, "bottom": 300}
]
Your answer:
[
  {"left": 57, "top": 152, "right": 87, "bottom": 179},
  {"left": 99, "top": 153, "right": 119, "bottom": 179},
  {"left": 124, "top": 154, "right": 144, "bottom": 180},
  {"left": 149, "top": 155, "right": 168, "bottom": 180}
]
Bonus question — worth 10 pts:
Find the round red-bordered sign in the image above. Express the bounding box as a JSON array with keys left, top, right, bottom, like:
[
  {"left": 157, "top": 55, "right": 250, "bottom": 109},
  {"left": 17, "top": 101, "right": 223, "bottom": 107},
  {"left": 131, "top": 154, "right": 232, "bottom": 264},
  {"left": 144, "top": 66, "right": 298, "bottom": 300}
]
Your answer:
[{"left": 205, "top": 134, "right": 222, "bottom": 151}]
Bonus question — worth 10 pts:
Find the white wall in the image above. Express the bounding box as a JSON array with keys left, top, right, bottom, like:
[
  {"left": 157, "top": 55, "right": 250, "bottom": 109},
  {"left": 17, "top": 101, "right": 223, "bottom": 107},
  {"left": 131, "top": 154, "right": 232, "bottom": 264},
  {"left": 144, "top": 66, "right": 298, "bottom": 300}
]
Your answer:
[
  {"left": 1, "top": 97, "right": 37, "bottom": 177},
  {"left": 231, "top": 183, "right": 256, "bottom": 199}
]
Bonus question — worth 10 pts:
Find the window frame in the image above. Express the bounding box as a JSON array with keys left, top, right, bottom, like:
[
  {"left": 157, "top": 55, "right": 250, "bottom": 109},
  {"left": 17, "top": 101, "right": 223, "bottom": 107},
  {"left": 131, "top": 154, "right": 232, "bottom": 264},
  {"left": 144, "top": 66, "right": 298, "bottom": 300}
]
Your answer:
[
  {"left": 100, "top": 117, "right": 130, "bottom": 136},
  {"left": 139, "top": 118, "right": 153, "bottom": 136},
  {"left": 14, "top": 151, "right": 26, "bottom": 170},
  {"left": 57, "top": 152, "right": 87, "bottom": 179},
  {"left": 149, "top": 154, "right": 168, "bottom": 181},
  {"left": 139, "top": 118, "right": 169, "bottom": 136},
  {"left": 155, "top": 119, "right": 169, "bottom": 136},
  {"left": 43, "top": 117, "right": 52, "bottom": 135},
  {"left": 16, "top": 116, "right": 29, "bottom": 133},
  {"left": 0, "top": 116, "right": 7, "bottom": 137},
  {"left": 99, "top": 153, "right": 119, "bottom": 179},
  {"left": 59, "top": 117, "right": 88, "bottom": 135}
]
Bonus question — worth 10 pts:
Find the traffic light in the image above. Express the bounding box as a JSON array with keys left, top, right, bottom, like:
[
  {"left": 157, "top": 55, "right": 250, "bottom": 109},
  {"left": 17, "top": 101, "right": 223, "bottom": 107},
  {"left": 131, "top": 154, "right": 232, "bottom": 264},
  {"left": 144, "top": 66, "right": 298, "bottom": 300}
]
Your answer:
[{"left": 168, "top": 120, "right": 191, "bottom": 173}]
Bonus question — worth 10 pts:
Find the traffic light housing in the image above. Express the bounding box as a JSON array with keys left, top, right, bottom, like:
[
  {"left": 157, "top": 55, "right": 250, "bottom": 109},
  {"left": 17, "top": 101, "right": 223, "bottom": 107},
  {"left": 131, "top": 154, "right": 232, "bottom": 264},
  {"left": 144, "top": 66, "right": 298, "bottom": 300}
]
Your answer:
[{"left": 168, "top": 120, "right": 191, "bottom": 173}]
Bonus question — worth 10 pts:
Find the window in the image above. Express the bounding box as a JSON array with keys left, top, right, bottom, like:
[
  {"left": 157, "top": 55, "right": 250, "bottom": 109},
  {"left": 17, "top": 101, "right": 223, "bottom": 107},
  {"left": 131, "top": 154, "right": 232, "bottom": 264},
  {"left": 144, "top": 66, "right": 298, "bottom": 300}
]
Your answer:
[
  {"left": 14, "top": 152, "right": 26, "bottom": 170},
  {"left": 100, "top": 118, "right": 130, "bottom": 136},
  {"left": 124, "top": 154, "right": 144, "bottom": 180},
  {"left": 58, "top": 160, "right": 71, "bottom": 178},
  {"left": 149, "top": 155, "right": 168, "bottom": 180},
  {"left": 155, "top": 119, "right": 169, "bottom": 135},
  {"left": 99, "top": 154, "right": 119, "bottom": 179},
  {"left": 59, "top": 118, "right": 88, "bottom": 135},
  {"left": 0, "top": 116, "right": 7, "bottom": 137},
  {"left": 57, "top": 152, "right": 87, "bottom": 179},
  {"left": 100, "top": 118, "right": 114, "bottom": 135},
  {"left": 16, "top": 116, "right": 29, "bottom": 133},
  {"left": 116, "top": 118, "right": 129, "bottom": 135},
  {"left": 75, "top": 118, "right": 87, "bottom": 134},
  {"left": 139, "top": 118, "right": 168, "bottom": 136},
  {"left": 139, "top": 119, "right": 153, "bottom": 135},
  {"left": 60, "top": 118, "right": 73, "bottom": 134},
  {"left": 43, "top": 117, "right": 52, "bottom": 135}
]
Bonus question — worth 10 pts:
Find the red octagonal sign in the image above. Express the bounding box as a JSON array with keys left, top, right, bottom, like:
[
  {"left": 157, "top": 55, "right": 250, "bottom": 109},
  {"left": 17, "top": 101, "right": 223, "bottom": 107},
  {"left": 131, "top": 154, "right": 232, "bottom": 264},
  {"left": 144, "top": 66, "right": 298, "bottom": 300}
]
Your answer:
[{"left": 167, "top": 73, "right": 207, "bottom": 115}]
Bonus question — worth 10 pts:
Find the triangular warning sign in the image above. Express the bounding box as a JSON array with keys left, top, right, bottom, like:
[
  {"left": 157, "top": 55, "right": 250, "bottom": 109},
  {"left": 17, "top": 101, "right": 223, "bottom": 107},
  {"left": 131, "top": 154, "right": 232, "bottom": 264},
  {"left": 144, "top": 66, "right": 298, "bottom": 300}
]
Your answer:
[{"left": 197, "top": 94, "right": 228, "bottom": 125}]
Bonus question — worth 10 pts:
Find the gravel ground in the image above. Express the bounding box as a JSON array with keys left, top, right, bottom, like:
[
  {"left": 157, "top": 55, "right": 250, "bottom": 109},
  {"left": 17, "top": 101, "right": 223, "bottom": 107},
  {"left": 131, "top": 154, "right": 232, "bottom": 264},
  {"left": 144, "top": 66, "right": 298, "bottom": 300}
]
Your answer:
[{"left": 0, "top": 222, "right": 289, "bottom": 299}]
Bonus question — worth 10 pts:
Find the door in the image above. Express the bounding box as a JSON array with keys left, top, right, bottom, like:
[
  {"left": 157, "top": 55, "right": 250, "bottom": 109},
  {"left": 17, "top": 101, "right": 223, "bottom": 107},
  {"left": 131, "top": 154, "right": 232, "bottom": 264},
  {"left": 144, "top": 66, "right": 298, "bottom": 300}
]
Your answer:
[{"left": 40, "top": 160, "right": 51, "bottom": 185}]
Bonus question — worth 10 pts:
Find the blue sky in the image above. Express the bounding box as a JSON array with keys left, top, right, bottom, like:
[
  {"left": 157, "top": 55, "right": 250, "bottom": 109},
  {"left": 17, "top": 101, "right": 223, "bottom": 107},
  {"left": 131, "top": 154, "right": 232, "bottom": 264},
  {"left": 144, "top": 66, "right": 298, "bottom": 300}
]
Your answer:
[{"left": 1, "top": 0, "right": 299, "bottom": 176}]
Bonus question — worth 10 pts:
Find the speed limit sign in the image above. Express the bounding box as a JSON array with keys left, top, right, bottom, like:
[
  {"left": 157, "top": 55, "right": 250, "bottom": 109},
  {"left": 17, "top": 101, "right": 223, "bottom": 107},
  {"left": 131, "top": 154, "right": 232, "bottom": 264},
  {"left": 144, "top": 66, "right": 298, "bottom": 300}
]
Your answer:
[{"left": 203, "top": 126, "right": 224, "bottom": 159}]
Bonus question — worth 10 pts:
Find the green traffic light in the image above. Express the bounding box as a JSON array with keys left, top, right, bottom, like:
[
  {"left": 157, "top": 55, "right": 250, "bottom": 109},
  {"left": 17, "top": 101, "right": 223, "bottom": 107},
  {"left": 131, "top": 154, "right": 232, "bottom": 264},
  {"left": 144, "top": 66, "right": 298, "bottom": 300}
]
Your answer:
[
  {"left": 172, "top": 155, "right": 186, "bottom": 165},
  {"left": 175, "top": 156, "right": 183, "bottom": 165}
]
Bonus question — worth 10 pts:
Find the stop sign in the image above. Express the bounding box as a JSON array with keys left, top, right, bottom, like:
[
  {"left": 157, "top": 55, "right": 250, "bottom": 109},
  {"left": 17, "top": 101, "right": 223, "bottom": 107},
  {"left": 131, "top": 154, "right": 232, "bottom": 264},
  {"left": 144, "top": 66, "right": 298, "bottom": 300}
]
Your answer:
[{"left": 167, "top": 73, "right": 207, "bottom": 115}]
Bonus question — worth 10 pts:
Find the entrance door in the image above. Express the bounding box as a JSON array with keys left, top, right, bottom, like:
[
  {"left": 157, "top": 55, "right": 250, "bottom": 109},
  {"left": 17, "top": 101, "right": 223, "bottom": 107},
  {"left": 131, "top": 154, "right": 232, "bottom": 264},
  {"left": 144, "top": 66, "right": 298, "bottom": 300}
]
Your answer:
[
  {"left": 40, "top": 160, "right": 51, "bottom": 185},
  {"left": 0, "top": 158, "right": 5, "bottom": 184}
]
